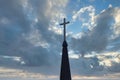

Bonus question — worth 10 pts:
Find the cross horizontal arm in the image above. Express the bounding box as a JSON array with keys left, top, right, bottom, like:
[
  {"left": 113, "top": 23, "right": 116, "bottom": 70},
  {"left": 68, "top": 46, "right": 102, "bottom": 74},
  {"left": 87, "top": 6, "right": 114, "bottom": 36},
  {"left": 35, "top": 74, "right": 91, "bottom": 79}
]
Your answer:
[
  {"left": 60, "top": 21, "right": 70, "bottom": 25},
  {"left": 66, "top": 21, "right": 70, "bottom": 24}
]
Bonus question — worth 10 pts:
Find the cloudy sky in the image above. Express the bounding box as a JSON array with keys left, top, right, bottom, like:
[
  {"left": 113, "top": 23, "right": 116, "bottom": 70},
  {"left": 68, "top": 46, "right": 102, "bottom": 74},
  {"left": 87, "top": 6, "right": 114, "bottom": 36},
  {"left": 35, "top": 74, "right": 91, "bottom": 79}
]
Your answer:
[{"left": 0, "top": 0, "right": 120, "bottom": 78}]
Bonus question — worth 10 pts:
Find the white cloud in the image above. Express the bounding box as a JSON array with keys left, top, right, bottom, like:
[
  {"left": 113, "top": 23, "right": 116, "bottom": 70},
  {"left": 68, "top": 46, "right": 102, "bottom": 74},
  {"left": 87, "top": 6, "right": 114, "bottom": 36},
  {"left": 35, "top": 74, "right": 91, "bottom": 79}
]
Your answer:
[
  {"left": 72, "top": 5, "right": 95, "bottom": 21},
  {"left": 45, "top": 0, "right": 68, "bottom": 35},
  {"left": 113, "top": 7, "right": 120, "bottom": 37},
  {"left": 109, "top": 4, "right": 112, "bottom": 8},
  {"left": 72, "top": 5, "right": 96, "bottom": 30}
]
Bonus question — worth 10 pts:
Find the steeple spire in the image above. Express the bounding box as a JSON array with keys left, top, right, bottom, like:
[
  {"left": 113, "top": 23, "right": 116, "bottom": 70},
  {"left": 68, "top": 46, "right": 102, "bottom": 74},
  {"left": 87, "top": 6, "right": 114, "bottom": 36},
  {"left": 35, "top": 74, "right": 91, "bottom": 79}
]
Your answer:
[{"left": 60, "top": 18, "right": 72, "bottom": 80}]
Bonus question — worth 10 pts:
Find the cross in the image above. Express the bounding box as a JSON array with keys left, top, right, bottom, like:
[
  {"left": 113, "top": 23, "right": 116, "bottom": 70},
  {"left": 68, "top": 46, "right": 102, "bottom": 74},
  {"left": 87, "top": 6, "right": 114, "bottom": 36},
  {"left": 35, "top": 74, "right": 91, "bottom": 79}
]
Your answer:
[{"left": 60, "top": 18, "right": 70, "bottom": 41}]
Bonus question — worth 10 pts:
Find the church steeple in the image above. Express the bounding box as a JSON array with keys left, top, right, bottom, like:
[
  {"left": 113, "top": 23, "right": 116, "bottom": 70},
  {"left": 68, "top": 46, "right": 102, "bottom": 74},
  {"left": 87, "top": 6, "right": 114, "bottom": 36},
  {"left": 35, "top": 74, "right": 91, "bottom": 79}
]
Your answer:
[{"left": 60, "top": 18, "right": 72, "bottom": 80}]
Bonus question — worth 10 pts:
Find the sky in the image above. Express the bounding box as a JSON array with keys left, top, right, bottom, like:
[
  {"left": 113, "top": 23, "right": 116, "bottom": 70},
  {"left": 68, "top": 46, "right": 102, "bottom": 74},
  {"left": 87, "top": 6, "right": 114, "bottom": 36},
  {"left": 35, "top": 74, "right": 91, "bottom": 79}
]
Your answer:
[{"left": 0, "top": 0, "right": 120, "bottom": 79}]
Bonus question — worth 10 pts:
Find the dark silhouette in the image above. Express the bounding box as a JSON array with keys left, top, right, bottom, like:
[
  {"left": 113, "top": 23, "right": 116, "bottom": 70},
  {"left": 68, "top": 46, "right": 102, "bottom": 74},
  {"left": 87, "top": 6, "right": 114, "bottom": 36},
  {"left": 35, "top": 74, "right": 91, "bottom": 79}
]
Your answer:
[{"left": 60, "top": 18, "right": 72, "bottom": 80}]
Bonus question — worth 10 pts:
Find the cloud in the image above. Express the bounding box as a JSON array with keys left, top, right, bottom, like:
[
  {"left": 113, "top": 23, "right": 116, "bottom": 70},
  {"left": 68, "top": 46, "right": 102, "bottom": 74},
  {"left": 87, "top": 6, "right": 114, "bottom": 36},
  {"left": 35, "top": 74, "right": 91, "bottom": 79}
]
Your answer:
[
  {"left": 113, "top": 7, "right": 120, "bottom": 37},
  {"left": 0, "top": 0, "right": 68, "bottom": 66},
  {"left": 72, "top": 5, "right": 96, "bottom": 30},
  {"left": 0, "top": 0, "right": 30, "bottom": 56},
  {"left": 70, "top": 6, "right": 120, "bottom": 56},
  {"left": 0, "top": 0, "right": 120, "bottom": 76},
  {"left": 107, "top": 7, "right": 120, "bottom": 51}
]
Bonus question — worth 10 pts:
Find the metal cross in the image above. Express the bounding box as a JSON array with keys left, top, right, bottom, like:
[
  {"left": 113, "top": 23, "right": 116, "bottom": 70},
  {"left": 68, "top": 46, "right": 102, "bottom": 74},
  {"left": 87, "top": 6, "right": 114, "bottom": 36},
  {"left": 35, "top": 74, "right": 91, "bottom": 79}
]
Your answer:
[{"left": 60, "top": 18, "right": 70, "bottom": 41}]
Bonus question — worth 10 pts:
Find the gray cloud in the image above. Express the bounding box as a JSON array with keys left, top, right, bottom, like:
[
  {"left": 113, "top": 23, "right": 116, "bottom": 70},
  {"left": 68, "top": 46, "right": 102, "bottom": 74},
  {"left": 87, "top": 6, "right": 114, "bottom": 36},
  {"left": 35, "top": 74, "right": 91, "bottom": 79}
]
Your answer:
[
  {"left": 70, "top": 7, "right": 116, "bottom": 56},
  {"left": 0, "top": 0, "right": 68, "bottom": 66},
  {"left": 0, "top": 0, "right": 30, "bottom": 56}
]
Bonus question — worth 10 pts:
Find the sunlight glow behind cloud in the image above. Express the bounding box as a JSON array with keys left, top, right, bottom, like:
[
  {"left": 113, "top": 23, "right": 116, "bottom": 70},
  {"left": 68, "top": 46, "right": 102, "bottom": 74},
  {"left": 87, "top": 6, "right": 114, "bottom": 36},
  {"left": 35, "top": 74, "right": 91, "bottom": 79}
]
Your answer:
[{"left": 0, "top": 0, "right": 120, "bottom": 78}]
